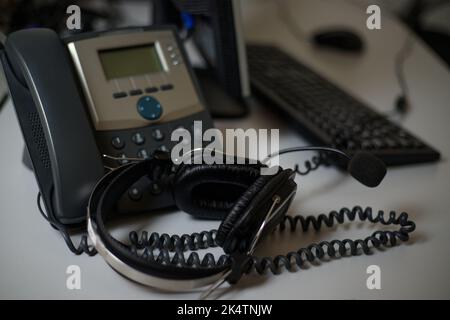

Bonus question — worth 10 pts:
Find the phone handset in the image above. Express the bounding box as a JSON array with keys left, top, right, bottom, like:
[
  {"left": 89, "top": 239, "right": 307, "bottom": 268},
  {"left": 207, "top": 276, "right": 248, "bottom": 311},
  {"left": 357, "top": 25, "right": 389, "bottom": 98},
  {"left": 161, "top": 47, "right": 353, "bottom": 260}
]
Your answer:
[{"left": 4, "top": 29, "right": 104, "bottom": 224}]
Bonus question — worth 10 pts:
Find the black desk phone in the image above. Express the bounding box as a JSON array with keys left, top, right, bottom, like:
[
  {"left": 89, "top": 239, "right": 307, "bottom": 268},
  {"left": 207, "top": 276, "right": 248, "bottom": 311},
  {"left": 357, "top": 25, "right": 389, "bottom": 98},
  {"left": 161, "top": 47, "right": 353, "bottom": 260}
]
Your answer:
[{"left": 1, "top": 26, "right": 213, "bottom": 225}]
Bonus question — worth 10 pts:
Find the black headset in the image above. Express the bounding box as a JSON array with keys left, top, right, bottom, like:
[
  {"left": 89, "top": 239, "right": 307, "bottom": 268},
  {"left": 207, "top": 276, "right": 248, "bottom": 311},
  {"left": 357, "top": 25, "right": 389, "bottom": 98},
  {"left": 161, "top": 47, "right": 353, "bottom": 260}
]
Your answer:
[{"left": 86, "top": 147, "right": 399, "bottom": 293}]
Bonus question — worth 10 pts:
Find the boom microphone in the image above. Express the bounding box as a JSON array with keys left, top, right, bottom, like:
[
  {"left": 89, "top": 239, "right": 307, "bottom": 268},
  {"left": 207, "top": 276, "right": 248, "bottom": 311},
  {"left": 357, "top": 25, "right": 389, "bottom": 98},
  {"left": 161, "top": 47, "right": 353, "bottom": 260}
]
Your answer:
[
  {"left": 263, "top": 146, "right": 387, "bottom": 188},
  {"left": 347, "top": 151, "right": 387, "bottom": 188}
]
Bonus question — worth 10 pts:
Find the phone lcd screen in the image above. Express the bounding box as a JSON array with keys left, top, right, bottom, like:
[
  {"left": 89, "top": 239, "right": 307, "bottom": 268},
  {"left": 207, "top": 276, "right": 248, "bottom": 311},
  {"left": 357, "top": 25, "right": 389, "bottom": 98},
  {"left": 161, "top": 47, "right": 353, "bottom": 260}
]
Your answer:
[{"left": 99, "top": 44, "right": 164, "bottom": 80}]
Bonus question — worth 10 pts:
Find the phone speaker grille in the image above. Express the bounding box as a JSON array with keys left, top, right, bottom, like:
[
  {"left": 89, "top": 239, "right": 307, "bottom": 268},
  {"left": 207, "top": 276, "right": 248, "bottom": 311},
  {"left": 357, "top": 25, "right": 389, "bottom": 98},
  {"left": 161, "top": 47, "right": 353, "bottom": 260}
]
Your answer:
[{"left": 28, "top": 111, "right": 51, "bottom": 169}]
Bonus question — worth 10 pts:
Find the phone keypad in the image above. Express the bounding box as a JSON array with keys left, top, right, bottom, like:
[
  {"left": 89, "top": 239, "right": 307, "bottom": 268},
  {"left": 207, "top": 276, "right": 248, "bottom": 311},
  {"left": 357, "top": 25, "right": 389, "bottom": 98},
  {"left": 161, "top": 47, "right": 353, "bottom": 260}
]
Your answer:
[
  {"left": 105, "top": 116, "right": 208, "bottom": 168},
  {"left": 98, "top": 111, "right": 214, "bottom": 211}
]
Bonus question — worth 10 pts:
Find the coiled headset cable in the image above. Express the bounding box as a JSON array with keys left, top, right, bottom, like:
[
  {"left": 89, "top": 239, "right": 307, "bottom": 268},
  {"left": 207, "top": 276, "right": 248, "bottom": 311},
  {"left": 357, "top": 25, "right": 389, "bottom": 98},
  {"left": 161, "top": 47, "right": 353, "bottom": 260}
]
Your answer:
[{"left": 127, "top": 206, "right": 415, "bottom": 275}]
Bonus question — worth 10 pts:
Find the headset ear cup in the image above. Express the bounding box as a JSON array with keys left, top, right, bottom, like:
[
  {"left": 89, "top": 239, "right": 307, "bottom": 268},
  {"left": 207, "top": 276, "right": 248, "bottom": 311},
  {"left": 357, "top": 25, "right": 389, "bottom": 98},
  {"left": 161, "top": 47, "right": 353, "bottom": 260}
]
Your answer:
[
  {"left": 215, "top": 175, "right": 272, "bottom": 248},
  {"left": 217, "top": 169, "right": 296, "bottom": 254},
  {"left": 172, "top": 163, "right": 262, "bottom": 219}
]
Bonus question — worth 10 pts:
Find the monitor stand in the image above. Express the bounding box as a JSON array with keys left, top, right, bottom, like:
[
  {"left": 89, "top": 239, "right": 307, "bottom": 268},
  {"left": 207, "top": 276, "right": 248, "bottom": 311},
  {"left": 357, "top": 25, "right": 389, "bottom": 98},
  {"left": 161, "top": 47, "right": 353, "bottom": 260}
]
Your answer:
[{"left": 195, "top": 68, "right": 249, "bottom": 119}]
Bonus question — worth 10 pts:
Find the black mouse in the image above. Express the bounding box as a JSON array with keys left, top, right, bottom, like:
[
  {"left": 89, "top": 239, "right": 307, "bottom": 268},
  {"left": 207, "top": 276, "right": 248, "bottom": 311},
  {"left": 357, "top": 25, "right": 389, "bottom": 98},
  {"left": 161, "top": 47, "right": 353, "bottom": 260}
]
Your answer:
[{"left": 312, "top": 29, "right": 364, "bottom": 53}]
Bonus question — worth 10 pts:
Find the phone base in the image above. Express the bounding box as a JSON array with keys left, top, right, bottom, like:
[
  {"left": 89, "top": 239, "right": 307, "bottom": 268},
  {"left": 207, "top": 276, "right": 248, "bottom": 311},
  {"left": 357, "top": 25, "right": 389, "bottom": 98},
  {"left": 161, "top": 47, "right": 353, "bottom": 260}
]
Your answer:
[{"left": 22, "top": 147, "right": 33, "bottom": 171}]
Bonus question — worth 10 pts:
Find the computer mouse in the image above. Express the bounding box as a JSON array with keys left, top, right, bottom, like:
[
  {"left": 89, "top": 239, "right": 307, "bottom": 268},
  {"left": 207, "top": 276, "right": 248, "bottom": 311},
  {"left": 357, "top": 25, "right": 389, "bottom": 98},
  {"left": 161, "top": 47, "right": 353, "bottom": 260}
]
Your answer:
[{"left": 312, "top": 29, "right": 364, "bottom": 53}]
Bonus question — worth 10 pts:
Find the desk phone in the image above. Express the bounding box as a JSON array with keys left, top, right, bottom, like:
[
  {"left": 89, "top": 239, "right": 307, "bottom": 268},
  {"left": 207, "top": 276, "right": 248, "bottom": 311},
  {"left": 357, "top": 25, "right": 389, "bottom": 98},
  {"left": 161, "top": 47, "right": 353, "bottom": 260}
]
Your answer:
[{"left": 1, "top": 26, "right": 213, "bottom": 225}]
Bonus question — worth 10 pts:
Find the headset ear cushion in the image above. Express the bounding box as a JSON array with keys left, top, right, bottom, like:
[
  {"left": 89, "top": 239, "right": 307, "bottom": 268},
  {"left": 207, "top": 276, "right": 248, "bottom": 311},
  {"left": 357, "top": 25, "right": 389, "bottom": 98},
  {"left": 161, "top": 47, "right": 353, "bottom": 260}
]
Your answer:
[
  {"left": 217, "top": 168, "right": 296, "bottom": 254},
  {"left": 172, "top": 163, "right": 262, "bottom": 219},
  {"left": 215, "top": 174, "right": 272, "bottom": 247}
]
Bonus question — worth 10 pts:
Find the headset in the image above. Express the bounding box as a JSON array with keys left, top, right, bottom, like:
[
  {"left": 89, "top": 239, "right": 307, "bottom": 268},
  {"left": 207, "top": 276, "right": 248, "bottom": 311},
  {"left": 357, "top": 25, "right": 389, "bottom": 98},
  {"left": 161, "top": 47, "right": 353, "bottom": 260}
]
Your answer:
[{"left": 85, "top": 146, "right": 415, "bottom": 297}]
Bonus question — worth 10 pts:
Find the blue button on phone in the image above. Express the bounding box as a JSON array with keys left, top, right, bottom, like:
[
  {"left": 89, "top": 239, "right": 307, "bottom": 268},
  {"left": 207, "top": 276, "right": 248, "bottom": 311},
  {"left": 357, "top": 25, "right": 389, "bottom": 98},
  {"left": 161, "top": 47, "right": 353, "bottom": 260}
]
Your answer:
[{"left": 137, "top": 96, "right": 163, "bottom": 120}]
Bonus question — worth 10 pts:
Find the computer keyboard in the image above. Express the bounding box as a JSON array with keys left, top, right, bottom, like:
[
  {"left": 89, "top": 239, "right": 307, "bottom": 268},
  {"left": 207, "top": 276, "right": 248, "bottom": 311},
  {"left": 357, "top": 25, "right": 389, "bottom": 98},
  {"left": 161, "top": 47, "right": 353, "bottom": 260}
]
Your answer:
[{"left": 247, "top": 44, "right": 441, "bottom": 166}]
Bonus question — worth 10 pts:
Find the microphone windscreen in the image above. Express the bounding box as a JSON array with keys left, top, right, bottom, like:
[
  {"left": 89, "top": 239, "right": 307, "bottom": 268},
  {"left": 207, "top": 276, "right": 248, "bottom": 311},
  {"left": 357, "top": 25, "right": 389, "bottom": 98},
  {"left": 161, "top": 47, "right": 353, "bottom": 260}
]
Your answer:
[{"left": 347, "top": 152, "right": 387, "bottom": 188}]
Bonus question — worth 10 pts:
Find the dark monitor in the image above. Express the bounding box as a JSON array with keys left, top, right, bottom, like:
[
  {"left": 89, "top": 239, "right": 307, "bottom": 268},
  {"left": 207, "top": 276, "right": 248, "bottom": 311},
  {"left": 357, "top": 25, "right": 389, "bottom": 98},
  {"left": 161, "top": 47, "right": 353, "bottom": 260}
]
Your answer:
[{"left": 153, "top": 0, "right": 250, "bottom": 118}]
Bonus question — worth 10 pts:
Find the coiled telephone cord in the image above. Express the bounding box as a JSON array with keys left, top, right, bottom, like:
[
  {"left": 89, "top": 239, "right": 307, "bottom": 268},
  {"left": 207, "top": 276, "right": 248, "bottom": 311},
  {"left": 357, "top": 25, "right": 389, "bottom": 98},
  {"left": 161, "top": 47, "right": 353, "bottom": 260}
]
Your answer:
[{"left": 37, "top": 192, "right": 97, "bottom": 256}]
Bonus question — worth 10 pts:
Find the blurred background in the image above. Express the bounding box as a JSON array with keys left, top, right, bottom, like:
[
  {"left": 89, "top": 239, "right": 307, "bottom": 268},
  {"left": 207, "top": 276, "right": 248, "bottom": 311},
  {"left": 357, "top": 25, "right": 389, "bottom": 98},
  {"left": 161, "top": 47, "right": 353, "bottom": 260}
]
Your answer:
[
  {"left": 0, "top": 0, "right": 449, "bottom": 65},
  {"left": 1, "top": 0, "right": 449, "bottom": 114},
  {"left": 0, "top": 1, "right": 449, "bottom": 300}
]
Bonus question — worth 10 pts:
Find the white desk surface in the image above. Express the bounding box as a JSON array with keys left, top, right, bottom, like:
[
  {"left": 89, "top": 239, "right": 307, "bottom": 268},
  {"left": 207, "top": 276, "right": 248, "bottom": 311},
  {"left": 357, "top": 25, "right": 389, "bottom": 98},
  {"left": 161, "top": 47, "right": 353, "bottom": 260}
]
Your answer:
[{"left": 1, "top": 0, "right": 450, "bottom": 299}]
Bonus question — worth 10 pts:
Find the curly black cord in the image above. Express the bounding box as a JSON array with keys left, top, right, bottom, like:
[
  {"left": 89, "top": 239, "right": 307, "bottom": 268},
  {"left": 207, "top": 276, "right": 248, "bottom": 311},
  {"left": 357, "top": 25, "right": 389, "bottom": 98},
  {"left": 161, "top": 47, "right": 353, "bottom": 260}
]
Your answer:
[
  {"left": 128, "top": 206, "right": 415, "bottom": 275},
  {"left": 37, "top": 193, "right": 97, "bottom": 256},
  {"left": 129, "top": 230, "right": 218, "bottom": 252},
  {"left": 294, "top": 151, "right": 330, "bottom": 176},
  {"left": 250, "top": 207, "right": 415, "bottom": 274},
  {"left": 37, "top": 190, "right": 415, "bottom": 275}
]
